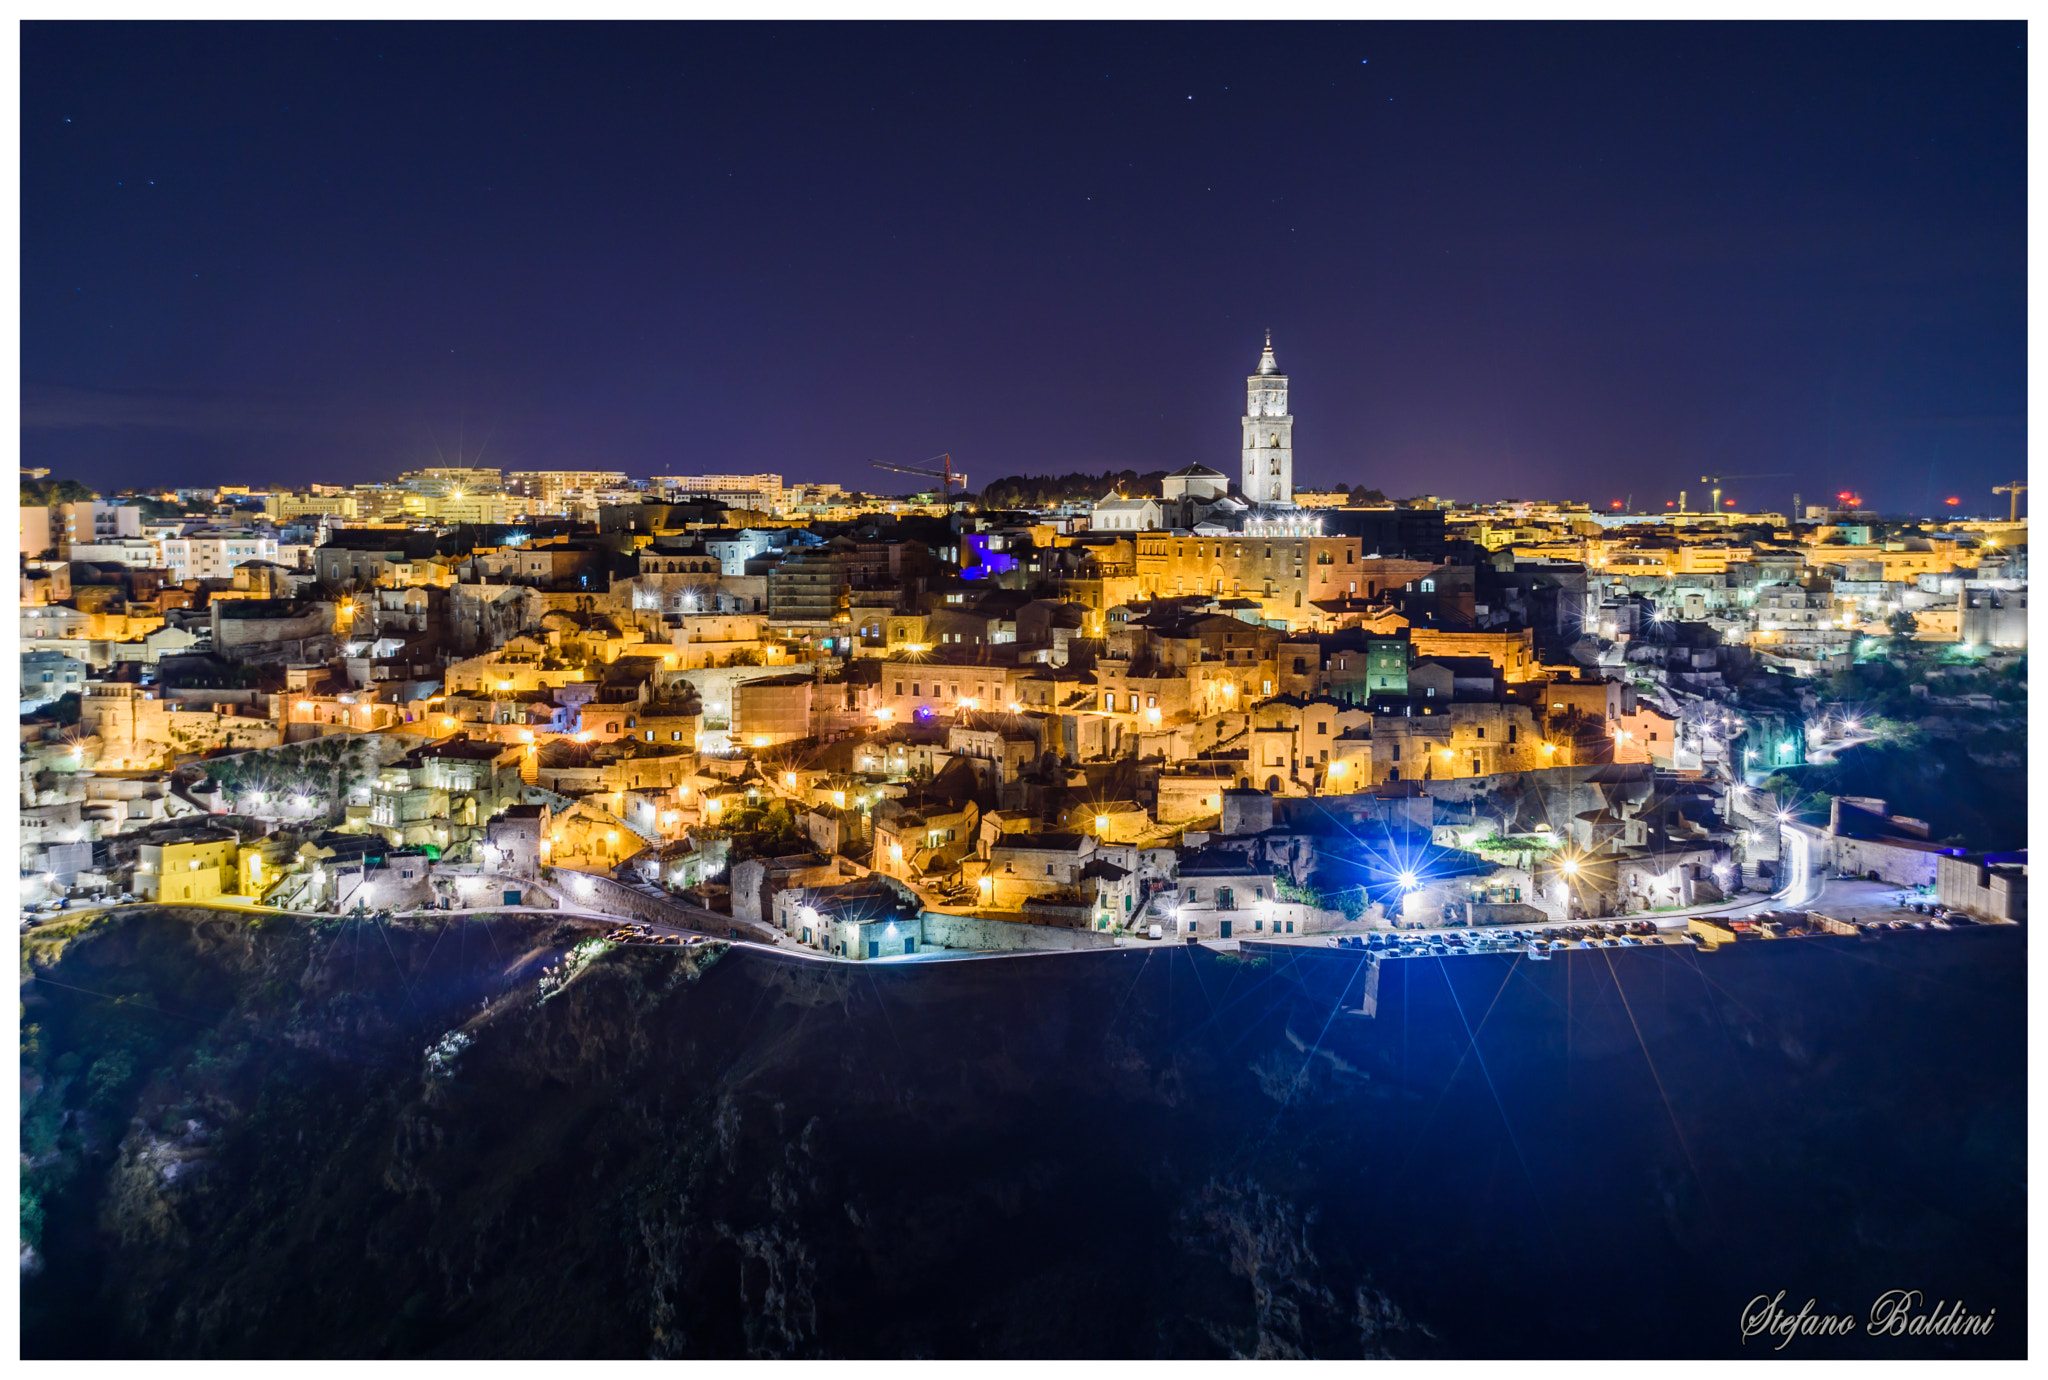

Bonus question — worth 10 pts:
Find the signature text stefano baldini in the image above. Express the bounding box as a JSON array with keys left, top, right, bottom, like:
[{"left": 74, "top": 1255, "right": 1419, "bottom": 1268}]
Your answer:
[{"left": 1740, "top": 1290, "right": 1996, "bottom": 1350}]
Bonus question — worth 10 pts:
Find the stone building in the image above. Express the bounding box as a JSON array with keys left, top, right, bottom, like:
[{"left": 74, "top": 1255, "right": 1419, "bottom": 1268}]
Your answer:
[{"left": 1241, "top": 333, "right": 1294, "bottom": 505}]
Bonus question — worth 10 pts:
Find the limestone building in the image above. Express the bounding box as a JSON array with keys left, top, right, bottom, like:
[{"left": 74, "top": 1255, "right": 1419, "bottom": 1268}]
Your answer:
[{"left": 1242, "top": 333, "right": 1294, "bottom": 505}]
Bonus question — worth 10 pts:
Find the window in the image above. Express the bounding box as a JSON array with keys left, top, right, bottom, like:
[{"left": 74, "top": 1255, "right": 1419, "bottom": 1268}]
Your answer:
[
  {"left": 1045, "top": 863, "right": 1055, "bottom": 876},
  {"left": 1315, "top": 721, "right": 1327, "bottom": 735},
  {"left": 895, "top": 682, "right": 903, "bottom": 696}
]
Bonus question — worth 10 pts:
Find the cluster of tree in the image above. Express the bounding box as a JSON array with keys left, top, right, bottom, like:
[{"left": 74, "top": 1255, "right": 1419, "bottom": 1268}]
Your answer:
[
  {"left": 1326, "top": 483, "right": 1391, "bottom": 505},
  {"left": 977, "top": 470, "right": 1169, "bottom": 507},
  {"left": 975, "top": 471, "right": 1392, "bottom": 508},
  {"left": 159, "top": 656, "right": 262, "bottom": 690},
  {"left": 22, "top": 692, "right": 81, "bottom": 726},
  {"left": 20, "top": 477, "right": 97, "bottom": 506}
]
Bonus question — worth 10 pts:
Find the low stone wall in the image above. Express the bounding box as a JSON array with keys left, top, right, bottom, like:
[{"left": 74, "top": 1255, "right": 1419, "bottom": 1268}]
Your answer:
[
  {"left": 919, "top": 910, "right": 1122, "bottom": 954},
  {"left": 543, "top": 866, "right": 773, "bottom": 939}
]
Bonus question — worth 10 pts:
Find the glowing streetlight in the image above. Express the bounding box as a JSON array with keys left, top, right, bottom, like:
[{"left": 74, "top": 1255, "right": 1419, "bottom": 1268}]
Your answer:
[
  {"left": 1559, "top": 858, "right": 1580, "bottom": 877},
  {"left": 1094, "top": 814, "right": 1110, "bottom": 836},
  {"left": 1396, "top": 869, "right": 1418, "bottom": 890}
]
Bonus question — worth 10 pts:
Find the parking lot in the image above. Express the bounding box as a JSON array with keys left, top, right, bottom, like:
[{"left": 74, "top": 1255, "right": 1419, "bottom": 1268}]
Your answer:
[{"left": 1318, "top": 919, "right": 1690, "bottom": 960}]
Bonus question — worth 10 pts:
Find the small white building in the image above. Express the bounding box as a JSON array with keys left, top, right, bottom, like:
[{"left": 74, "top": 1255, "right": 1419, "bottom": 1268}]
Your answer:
[
  {"left": 159, "top": 530, "right": 281, "bottom": 583},
  {"left": 1090, "top": 492, "right": 1162, "bottom": 532}
]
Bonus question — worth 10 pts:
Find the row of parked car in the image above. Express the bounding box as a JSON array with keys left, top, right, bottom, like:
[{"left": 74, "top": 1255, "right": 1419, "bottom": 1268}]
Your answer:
[
  {"left": 20, "top": 894, "right": 134, "bottom": 928},
  {"left": 1328, "top": 919, "right": 1674, "bottom": 959}
]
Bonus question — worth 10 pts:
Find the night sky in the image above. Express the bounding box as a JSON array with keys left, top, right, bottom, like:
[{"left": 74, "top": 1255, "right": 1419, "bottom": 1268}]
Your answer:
[{"left": 22, "top": 22, "right": 2027, "bottom": 513}]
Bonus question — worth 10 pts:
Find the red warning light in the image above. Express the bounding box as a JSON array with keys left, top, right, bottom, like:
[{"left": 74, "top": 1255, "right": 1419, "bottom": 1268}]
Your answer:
[
  {"left": 1836, "top": 491, "right": 1854, "bottom": 501},
  {"left": 1724, "top": 499, "right": 1737, "bottom": 507},
  {"left": 1610, "top": 500, "right": 1623, "bottom": 510},
  {"left": 1945, "top": 496, "right": 1961, "bottom": 506},
  {"left": 1664, "top": 500, "right": 1674, "bottom": 507}
]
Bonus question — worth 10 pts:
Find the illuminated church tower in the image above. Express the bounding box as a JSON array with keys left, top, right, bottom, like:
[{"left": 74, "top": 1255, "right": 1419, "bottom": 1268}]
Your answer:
[{"left": 1240, "top": 331, "right": 1293, "bottom": 504}]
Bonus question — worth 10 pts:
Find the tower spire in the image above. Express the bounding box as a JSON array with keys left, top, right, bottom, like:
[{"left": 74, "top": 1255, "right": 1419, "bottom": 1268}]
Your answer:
[{"left": 1256, "top": 331, "right": 1280, "bottom": 377}]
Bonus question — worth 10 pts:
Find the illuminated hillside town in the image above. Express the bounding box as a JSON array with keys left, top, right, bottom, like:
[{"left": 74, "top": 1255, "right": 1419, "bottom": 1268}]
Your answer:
[{"left": 20, "top": 336, "right": 2027, "bottom": 958}]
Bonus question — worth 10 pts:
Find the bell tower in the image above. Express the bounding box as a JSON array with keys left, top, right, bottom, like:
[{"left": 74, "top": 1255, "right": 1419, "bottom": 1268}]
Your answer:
[{"left": 1240, "top": 331, "right": 1292, "bottom": 504}]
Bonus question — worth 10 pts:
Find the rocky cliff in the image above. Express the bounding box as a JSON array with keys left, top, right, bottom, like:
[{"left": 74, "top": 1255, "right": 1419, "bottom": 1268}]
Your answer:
[{"left": 20, "top": 911, "right": 2026, "bottom": 1358}]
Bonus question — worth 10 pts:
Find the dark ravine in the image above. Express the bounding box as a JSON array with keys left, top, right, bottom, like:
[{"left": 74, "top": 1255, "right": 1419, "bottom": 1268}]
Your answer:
[{"left": 20, "top": 908, "right": 2026, "bottom": 1358}]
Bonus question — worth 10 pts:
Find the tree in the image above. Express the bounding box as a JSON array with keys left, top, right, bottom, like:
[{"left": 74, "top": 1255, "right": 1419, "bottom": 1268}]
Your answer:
[
  {"left": 1886, "top": 609, "right": 1920, "bottom": 638},
  {"left": 23, "top": 692, "right": 80, "bottom": 726},
  {"left": 21, "top": 477, "right": 97, "bottom": 506}
]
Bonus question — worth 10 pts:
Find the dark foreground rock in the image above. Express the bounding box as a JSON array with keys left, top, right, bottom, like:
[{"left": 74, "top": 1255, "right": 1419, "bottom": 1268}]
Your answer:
[{"left": 20, "top": 909, "right": 2025, "bottom": 1358}]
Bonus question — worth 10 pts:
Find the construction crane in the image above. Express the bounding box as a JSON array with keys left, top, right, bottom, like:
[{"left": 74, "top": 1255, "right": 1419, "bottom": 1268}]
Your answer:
[
  {"left": 1993, "top": 480, "right": 2027, "bottom": 523},
  {"left": 869, "top": 453, "right": 967, "bottom": 502},
  {"left": 1699, "top": 471, "right": 1791, "bottom": 513}
]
